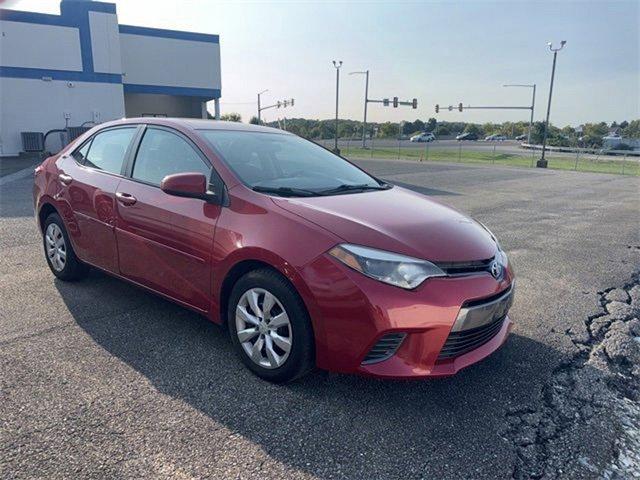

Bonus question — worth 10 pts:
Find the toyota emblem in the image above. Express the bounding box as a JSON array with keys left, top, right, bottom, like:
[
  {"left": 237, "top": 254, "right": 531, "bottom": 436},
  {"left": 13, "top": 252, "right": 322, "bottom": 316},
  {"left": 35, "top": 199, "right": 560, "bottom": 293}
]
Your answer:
[{"left": 490, "top": 260, "right": 502, "bottom": 279}]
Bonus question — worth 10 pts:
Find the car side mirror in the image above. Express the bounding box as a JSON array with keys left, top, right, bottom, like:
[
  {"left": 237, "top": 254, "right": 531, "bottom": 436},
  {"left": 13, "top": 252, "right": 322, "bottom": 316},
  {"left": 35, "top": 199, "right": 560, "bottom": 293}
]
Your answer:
[{"left": 160, "top": 172, "right": 216, "bottom": 202}]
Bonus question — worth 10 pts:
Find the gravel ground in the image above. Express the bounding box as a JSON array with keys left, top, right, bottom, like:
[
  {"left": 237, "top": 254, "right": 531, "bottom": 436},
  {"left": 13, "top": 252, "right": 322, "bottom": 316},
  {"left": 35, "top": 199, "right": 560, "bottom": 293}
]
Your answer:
[{"left": 1, "top": 158, "right": 638, "bottom": 479}]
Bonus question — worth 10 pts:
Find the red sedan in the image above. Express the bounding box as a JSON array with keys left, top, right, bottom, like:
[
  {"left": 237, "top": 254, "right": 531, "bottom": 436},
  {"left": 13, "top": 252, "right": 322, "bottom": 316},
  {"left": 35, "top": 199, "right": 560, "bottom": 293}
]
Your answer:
[{"left": 34, "top": 118, "right": 514, "bottom": 382}]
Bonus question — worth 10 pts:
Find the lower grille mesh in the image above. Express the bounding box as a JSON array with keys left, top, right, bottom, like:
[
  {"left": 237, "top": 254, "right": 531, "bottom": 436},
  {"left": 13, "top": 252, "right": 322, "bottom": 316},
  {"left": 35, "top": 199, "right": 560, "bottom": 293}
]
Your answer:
[
  {"left": 362, "top": 333, "right": 406, "bottom": 365},
  {"left": 438, "top": 316, "right": 506, "bottom": 360}
]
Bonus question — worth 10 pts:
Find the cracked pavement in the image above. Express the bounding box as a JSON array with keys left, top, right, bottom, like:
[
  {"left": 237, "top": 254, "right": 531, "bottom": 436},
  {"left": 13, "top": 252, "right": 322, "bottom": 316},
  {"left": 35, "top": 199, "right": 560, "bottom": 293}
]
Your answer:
[{"left": 1, "top": 158, "right": 639, "bottom": 479}]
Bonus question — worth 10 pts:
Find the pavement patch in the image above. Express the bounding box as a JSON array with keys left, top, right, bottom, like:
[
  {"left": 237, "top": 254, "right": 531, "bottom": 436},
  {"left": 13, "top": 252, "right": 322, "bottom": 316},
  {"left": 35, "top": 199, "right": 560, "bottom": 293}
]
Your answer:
[{"left": 505, "top": 273, "right": 640, "bottom": 479}]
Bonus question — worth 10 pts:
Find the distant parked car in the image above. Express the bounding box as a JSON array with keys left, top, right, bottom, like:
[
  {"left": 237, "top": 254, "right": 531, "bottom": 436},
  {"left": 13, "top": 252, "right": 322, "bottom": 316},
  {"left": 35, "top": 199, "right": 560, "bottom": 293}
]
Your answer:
[
  {"left": 484, "top": 134, "right": 507, "bottom": 142},
  {"left": 515, "top": 134, "right": 527, "bottom": 141},
  {"left": 410, "top": 132, "right": 435, "bottom": 143},
  {"left": 456, "top": 132, "right": 479, "bottom": 141}
]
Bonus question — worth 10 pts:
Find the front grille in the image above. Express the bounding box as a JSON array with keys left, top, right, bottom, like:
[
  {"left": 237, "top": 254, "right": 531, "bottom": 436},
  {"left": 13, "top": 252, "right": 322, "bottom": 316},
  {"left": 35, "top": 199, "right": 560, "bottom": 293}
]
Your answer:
[
  {"left": 361, "top": 332, "right": 406, "bottom": 365},
  {"left": 435, "top": 256, "right": 494, "bottom": 276},
  {"left": 437, "top": 315, "right": 506, "bottom": 360}
]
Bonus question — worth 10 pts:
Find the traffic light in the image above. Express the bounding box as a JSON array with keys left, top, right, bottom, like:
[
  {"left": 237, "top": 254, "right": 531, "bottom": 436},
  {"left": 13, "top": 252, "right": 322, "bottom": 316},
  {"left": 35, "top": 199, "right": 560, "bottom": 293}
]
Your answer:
[
  {"left": 458, "top": 103, "right": 463, "bottom": 112},
  {"left": 383, "top": 98, "right": 389, "bottom": 106},
  {"left": 277, "top": 101, "right": 282, "bottom": 108},
  {"left": 290, "top": 98, "right": 294, "bottom": 106},
  {"left": 393, "top": 97, "right": 398, "bottom": 108},
  {"left": 435, "top": 104, "right": 439, "bottom": 113},
  {"left": 412, "top": 98, "right": 418, "bottom": 109}
]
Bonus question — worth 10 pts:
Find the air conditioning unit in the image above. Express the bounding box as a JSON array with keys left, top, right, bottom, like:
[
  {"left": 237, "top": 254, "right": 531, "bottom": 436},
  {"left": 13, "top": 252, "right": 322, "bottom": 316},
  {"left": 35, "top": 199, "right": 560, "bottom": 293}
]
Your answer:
[
  {"left": 66, "top": 126, "right": 91, "bottom": 142},
  {"left": 21, "top": 132, "right": 44, "bottom": 152}
]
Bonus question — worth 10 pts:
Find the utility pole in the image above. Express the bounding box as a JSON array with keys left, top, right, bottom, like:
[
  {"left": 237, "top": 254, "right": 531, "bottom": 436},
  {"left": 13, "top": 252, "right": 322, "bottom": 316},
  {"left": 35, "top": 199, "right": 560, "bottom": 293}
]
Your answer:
[
  {"left": 332, "top": 60, "right": 342, "bottom": 154},
  {"left": 503, "top": 83, "right": 536, "bottom": 143},
  {"left": 257, "top": 89, "right": 268, "bottom": 123},
  {"left": 538, "top": 40, "right": 566, "bottom": 168},
  {"left": 349, "top": 70, "right": 369, "bottom": 148}
]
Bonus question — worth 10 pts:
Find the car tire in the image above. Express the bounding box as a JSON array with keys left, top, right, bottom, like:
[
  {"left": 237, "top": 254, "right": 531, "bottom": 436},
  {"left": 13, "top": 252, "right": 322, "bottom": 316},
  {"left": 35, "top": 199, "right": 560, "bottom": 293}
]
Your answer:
[
  {"left": 228, "top": 268, "right": 315, "bottom": 383},
  {"left": 42, "top": 212, "right": 89, "bottom": 281}
]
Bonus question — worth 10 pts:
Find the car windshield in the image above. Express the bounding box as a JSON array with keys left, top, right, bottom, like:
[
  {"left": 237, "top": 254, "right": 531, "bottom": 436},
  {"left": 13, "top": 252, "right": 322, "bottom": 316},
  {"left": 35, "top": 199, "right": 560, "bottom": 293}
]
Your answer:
[{"left": 199, "top": 130, "right": 386, "bottom": 196}]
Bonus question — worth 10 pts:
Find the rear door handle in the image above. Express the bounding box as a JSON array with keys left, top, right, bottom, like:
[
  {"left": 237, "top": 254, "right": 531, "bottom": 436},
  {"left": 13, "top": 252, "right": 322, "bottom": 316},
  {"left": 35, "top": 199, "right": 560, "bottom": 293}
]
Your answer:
[
  {"left": 58, "top": 173, "right": 73, "bottom": 186},
  {"left": 115, "top": 192, "right": 137, "bottom": 206}
]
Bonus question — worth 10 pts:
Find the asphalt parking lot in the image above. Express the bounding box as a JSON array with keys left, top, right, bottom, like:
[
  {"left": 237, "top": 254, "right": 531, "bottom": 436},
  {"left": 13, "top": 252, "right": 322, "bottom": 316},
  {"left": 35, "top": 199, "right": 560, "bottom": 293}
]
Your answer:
[{"left": 1, "top": 158, "right": 639, "bottom": 479}]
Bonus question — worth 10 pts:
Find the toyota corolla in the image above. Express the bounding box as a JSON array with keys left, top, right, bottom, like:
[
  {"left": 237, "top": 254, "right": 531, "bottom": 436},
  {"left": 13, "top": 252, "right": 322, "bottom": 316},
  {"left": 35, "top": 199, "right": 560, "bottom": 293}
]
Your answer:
[{"left": 34, "top": 118, "right": 514, "bottom": 382}]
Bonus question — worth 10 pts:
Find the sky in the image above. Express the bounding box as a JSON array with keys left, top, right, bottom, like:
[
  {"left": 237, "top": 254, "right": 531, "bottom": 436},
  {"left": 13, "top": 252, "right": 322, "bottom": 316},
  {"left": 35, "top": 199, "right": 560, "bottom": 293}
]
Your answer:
[{"left": 4, "top": 0, "right": 639, "bottom": 126}]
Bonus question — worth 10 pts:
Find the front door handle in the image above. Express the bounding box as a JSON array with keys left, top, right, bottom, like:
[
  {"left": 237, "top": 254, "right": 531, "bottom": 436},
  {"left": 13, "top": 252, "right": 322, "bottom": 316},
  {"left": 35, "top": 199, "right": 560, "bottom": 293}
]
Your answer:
[
  {"left": 115, "top": 192, "right": 137, "bottom": 206},
  {"left": 58, "top": 173, "right": 73, "bottom": 186}
]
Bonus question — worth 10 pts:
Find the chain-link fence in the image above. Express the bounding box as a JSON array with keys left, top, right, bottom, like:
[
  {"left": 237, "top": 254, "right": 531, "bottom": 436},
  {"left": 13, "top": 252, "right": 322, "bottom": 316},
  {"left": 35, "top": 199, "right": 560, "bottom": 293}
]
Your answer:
[{"left": 312, "top": 138, "right": 639, "bottom": 176}]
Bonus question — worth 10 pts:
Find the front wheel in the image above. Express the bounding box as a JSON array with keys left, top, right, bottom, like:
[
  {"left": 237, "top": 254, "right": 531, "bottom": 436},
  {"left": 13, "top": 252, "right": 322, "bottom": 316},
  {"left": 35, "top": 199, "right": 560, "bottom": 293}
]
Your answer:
[{"left": 228, "top": 269, "right": 315, "bottom": 383}]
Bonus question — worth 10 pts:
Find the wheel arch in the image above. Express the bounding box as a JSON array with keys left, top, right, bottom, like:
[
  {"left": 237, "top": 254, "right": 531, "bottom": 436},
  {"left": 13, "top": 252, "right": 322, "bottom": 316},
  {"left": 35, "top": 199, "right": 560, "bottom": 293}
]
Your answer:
[
  {"left": 218, "top": 258, "right": 277, "bottom": 328},
  {"left": 38, "top": 201, "right": 59, "bottom": 232},
  {"left": 215, "top": 250, "right": 326, "bottom": 354}
]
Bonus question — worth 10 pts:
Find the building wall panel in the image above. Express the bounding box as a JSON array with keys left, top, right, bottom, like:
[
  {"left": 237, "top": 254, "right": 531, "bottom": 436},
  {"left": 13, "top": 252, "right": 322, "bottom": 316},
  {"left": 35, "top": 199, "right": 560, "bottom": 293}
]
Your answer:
[
  {"left": 89, "top": 11, "right": 122, "bottom": 75},
  {"left": 0, "top": 20, "right": 82, "bottom": 71},
  {"left": 120, "top": 34, "right": 221, "bottom": 90}
]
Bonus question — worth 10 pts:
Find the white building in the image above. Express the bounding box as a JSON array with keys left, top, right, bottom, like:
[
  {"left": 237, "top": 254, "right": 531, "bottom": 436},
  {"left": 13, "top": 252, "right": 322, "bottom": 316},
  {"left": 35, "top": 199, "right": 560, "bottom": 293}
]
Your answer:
[{"left": 0, "top": 0, "right": 221, "bottom": 156}]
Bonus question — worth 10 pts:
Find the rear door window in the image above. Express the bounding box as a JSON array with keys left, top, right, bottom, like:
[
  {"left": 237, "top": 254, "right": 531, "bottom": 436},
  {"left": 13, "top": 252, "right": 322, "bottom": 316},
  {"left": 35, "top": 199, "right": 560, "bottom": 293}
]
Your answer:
[{"left": 83, "top": 128, "right": 136, "bottom": 175}]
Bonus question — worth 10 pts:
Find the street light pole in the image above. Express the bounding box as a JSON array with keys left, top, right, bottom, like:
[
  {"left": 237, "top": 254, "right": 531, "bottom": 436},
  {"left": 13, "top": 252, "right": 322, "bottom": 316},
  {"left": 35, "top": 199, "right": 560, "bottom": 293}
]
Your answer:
[
  {"left": 349, "top": 70, "right": 370, "bottom": 148},
  {"left": 538, "top": 41, "right": 566, "bottom": 168},
  {"left": 332, "top": 60, "right": 342, "bottom": 154},
  {"left": 257, "top": 89, "right": 268, "bottom": 123},
  {"left": 503, "top": 83, "right": 536, "bottom": 143}
]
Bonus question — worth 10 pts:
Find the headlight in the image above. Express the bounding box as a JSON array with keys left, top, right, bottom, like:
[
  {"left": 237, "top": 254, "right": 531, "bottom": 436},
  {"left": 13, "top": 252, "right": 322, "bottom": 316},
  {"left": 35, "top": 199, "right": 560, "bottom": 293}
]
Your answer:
[{"left": 328, "top": 244, "right": 445, "bottom": 289}]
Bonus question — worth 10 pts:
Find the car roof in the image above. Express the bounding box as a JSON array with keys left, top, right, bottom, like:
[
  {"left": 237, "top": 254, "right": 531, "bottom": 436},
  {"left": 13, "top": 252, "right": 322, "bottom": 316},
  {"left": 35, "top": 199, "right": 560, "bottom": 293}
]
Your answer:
[{"left": 98, "top": 117, "right": 292, "bottom": 135}]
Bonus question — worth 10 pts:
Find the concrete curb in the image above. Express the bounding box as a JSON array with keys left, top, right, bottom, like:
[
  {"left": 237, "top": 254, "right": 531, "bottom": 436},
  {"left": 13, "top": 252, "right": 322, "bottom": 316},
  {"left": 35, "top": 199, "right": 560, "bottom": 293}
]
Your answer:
[{"left": 0, "top": 166, "right": 35, "bottom": 187}]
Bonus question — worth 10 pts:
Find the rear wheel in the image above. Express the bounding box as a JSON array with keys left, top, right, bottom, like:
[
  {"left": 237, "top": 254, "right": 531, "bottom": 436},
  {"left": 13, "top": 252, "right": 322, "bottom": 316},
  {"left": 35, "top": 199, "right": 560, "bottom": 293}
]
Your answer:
[
  {"left": 228, "top": 269, "right": 314, "bottom": 382},
  {"left": 42, "top": 213, "right": 89, "bottom": 281}
]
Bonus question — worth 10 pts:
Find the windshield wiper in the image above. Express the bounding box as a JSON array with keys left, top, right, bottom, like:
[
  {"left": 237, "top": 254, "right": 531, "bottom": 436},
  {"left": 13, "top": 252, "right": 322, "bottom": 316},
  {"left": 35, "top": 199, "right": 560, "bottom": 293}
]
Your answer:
[
  {"left": 318, "top": 183, "right": 390, "bottom": 195},
  {"left": 252, "top": 185, "right": 319, "bottom": 197}
]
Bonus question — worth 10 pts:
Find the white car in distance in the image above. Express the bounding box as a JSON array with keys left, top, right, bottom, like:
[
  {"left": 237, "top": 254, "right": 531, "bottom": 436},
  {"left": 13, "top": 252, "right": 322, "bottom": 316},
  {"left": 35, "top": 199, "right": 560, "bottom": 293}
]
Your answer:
[{"left": 409, "top": 132, "right": 436, "bottom": 143}]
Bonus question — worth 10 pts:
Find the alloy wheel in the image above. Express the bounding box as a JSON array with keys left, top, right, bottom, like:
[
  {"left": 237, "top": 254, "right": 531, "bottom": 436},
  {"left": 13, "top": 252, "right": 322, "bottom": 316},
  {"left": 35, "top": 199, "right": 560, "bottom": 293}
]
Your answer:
[
  {"left": 45, "top": 223, "right": 66, "bottom": 272},
  {"left": 235, "top": 287, "right": 292, "bottom": 369}
]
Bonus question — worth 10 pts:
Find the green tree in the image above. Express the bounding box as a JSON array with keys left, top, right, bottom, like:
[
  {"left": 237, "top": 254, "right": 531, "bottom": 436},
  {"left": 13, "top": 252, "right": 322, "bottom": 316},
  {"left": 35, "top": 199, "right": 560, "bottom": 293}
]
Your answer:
[
  {"left": 249, "top": 116, "right": 261, "bottom": 125},
  {"left": 339, "top": 122, "right": 356, "bottom": 138},
  {"left": 436, "top": 123, "right": 451, "bottom": 136},
  {"left": 464, "top": 123, "right": 483, "bottom": 136},
  {"left": 425, "top": 118, "right": 437, "bottom": 132},
  {"left": 221, "top": 113, "right": 242, "bottom": 122},
  {"left": 379, "top": 122, "right": 398, "bottom": 138},
  {"left": 622, "top": 120, "right": 640, "bottom": 138}
]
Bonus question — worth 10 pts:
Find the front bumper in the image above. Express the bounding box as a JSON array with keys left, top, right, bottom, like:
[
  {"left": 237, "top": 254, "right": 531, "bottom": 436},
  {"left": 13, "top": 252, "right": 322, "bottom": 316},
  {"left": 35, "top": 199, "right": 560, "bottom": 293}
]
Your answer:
[{"left": 299, "top": 254, "right": 515, "bottom": 379}]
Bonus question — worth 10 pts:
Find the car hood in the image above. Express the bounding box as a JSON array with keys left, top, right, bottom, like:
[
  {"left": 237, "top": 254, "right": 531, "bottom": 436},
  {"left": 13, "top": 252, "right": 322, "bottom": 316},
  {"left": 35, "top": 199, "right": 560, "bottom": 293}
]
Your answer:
[{"left": 271, "top": 186, "right": 497, "bottom": 262}]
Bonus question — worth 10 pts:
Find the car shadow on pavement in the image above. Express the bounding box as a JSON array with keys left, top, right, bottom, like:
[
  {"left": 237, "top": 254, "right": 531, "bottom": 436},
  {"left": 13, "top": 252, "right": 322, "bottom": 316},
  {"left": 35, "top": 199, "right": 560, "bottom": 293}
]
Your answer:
[{"left": 54, "top": 269, "right": 563, "bottom": 478}]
